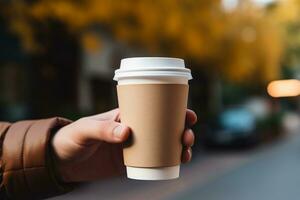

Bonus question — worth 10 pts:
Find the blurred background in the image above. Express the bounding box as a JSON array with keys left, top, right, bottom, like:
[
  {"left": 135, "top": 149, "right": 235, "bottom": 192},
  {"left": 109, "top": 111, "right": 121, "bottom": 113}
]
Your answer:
[{"left": 1, "top": 0, "right": 300, "bottom": 199}]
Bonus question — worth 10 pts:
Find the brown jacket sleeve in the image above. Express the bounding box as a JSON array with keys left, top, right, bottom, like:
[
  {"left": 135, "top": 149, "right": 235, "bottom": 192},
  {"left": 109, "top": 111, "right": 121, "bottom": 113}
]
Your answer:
[{"left": 0, "top": 118, "right": 72, "bottom": 200}]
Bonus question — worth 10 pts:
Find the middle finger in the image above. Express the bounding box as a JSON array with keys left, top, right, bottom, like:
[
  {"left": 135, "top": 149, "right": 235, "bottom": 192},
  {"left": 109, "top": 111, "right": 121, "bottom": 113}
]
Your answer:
[{"left": 182, "top": 129, "right": 195, "bottom": 147}]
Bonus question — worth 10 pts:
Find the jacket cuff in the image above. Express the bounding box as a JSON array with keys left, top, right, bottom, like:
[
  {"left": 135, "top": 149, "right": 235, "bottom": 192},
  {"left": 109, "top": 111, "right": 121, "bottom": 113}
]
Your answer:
[{"left": 2, "top": 117, "right": 72, "bottom": 200}]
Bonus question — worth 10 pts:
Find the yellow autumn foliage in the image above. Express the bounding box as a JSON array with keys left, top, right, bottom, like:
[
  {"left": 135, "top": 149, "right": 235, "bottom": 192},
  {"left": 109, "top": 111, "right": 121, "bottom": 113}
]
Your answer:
[{"left": 1, "top": 0, "right": 286, "bottom": 83}]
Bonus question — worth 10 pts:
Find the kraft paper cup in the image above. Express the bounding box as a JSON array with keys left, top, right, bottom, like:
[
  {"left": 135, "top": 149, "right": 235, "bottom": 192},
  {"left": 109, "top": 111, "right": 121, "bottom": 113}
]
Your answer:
[{"left": 114, "top": 57, "right": 192, "bottom": 180}]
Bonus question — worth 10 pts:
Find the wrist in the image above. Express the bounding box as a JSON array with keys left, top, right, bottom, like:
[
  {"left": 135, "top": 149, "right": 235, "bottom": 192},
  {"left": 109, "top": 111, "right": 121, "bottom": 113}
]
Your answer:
[{"left": 49, "top": 128, "right": 74, "bottom": 184}]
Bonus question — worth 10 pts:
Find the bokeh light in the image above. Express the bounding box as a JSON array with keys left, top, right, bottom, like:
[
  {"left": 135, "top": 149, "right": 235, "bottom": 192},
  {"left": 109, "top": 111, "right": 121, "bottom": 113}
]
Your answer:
[{"left": 267, "top": 79, "right": 300, "bottom": 97}]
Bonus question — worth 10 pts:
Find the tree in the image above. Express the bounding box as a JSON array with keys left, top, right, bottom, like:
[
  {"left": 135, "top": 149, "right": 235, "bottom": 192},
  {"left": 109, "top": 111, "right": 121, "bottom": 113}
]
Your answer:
[
  {"left": 267, "top": 0, "right": 300, "bottom": 78},
  {"left": 1, "top": 0, "right": 283, "bottom": 84}
]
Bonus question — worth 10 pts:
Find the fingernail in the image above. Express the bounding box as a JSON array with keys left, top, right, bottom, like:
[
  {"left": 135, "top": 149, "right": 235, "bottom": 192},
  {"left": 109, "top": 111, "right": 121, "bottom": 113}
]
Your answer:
[
  {"left": 188, "top": 148, "right": 192, "bottom": 161},
  {"left": 188, "top": 129, "right": 195, "bottom": 147},
  {"left": 113, "top": 125, "right": 124, "bottom": 138}
]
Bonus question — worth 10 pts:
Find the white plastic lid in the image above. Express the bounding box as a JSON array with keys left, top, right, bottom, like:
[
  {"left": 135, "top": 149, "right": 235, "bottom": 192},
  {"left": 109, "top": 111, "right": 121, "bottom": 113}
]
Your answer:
[
  {"left": 126, "top": 165, "right": 180, "bottom": 180},
  {"left": 113, "top": 57, "right": 192, "bottom": 81}
]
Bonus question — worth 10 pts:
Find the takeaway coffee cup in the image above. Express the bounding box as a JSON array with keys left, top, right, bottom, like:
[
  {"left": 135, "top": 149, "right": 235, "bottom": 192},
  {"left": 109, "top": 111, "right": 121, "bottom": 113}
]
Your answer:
[{"left": 113, "top": 57, "right": 192, "bottom": 180}]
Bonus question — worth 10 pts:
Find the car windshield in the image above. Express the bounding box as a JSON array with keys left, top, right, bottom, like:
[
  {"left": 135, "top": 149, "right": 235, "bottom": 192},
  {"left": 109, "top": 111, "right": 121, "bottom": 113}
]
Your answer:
[{"left": 220, "top": 108, "right": 255, "bottom": 131}]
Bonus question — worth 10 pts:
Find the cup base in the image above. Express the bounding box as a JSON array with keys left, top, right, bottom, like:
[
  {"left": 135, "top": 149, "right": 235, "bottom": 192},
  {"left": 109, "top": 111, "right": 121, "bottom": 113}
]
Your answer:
[{"left": 126, "top": 166, "right": 180, "bottom": 180}]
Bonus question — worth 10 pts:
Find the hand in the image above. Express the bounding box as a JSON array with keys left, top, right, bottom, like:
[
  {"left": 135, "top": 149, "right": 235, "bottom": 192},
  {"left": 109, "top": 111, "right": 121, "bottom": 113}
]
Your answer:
[{"left": 51, "top": 108, "right": 197, "bottom": 183}]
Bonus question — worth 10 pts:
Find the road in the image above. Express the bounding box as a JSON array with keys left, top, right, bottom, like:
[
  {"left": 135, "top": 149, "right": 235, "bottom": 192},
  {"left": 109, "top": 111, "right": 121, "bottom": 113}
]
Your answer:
[
  {"left": 50, "top": 129, "right": 300, "bottom": 200},
  {"left": 172, "top": 132, "right": 300, "bottom": 200}
]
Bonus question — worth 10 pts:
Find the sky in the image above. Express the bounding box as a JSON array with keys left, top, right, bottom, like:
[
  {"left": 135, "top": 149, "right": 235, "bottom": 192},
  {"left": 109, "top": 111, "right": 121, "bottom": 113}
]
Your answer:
[{"left": 222, "top": 0, "right": 276, "bottom": 11}]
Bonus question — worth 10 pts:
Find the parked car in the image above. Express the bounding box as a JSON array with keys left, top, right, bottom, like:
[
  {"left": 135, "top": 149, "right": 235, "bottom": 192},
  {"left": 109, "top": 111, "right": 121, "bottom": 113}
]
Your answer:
[
  {"left": 202, "top": 97, "right": 283, "bottom": 147},
  {"left": 203, "top": 106, "right": 258, "bottom": 147}
]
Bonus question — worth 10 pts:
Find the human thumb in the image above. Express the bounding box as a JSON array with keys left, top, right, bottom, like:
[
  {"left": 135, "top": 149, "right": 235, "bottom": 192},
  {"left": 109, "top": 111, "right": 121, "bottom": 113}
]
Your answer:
[{"left": 83, "top": 119, "right": 131, "bottom": 143}]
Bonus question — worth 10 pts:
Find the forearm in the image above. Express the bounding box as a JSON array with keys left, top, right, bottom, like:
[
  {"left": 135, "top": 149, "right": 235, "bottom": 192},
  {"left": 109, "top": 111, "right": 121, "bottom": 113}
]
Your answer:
[
  {"left": 0, "top": 122, "right": 11, "bottom": 200},
  {"left": 0, "top": 118, "right": 72, "bottom": 200}
]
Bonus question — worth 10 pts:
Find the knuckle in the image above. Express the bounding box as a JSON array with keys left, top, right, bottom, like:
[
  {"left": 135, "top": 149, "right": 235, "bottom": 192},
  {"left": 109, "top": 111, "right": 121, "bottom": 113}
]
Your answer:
[
  {"left": 97, "top": 120, "right": 116, "bottom": 133},
  {"left": 78, "top": 117, "right": 89, "bottom": 122}
]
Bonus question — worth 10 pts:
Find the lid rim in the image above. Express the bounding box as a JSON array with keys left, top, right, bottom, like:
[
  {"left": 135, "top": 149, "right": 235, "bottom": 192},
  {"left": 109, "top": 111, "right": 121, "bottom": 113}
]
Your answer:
[
  {"left": 113, "top": 73, "right": 193, "bottom": 81},
  {"left": 115, "top": 68, "right": 191, "bottom": 74}
]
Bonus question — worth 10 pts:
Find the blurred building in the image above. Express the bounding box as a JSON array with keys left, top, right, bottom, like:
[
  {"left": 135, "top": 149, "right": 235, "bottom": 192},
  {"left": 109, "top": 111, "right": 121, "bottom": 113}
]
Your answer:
[
  {"left": 0, "top": 18, "right": 28, "bottom": 121},
  {"left": 79, "top": 30, "right": 137, "bottom": 114},
  {"left": 0, "top": 20, "right": 80, "bottom": 120}
]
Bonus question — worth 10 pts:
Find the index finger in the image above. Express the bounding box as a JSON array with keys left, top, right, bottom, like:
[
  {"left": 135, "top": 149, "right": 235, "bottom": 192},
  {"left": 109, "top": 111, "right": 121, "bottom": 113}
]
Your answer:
[
  {"left": 88, "top": 108, "right": 120, "bottom": 121},
  {"left": 186, "top": 109, "right": 197, "bottom": 127}
]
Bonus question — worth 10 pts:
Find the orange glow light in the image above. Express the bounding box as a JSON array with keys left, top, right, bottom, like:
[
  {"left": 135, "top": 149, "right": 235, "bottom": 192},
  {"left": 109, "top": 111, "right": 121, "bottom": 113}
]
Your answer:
[{"left": 267, "top": 79, "right": 300, "bottom": 98}]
